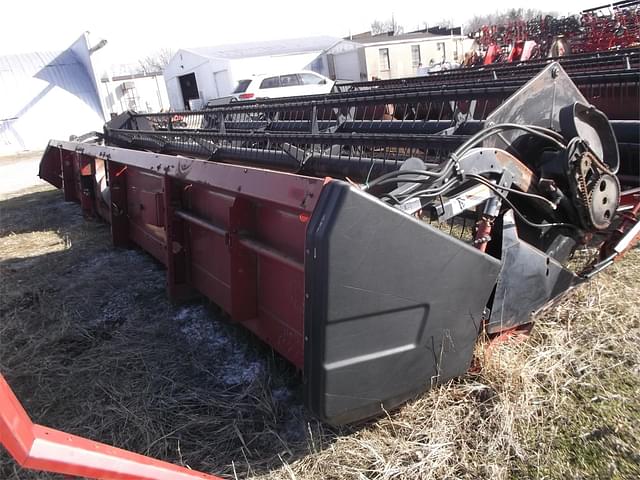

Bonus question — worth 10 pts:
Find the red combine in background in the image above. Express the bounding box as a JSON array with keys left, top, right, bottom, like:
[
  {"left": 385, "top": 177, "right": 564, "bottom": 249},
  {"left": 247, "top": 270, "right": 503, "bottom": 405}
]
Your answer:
[{"left": 471, "top": 0, "right": 640, "bottom": 64}]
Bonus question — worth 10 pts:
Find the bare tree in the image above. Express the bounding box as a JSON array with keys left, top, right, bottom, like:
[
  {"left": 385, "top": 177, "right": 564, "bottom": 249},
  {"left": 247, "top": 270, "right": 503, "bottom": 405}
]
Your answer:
[
  {"left": 371, "top": 17, "right": 405, "bottom": 35},
  {"left": 137, "top": 48, "right": 174, "bottom": 74},
  {"left": 465, "top": 8, "right": 558, "bottom": 33},
  {"left": 423, "top": 19, "right": 454, "bottom": 29}
]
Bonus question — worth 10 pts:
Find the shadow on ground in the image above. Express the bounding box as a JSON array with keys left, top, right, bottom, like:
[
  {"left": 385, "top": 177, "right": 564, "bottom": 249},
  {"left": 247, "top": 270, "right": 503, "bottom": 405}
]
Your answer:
[{"left": 0, "top": 188, "right": 353, "bottom": 479}]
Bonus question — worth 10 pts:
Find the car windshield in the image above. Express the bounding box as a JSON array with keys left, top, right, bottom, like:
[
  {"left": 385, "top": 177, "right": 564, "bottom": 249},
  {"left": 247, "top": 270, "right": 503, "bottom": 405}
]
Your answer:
[
  {"left": 232, "top": 80, "right": 252, "bottom": 94},
  {"left": 299, "top": 73, "right": 324, "bottom": 85}
]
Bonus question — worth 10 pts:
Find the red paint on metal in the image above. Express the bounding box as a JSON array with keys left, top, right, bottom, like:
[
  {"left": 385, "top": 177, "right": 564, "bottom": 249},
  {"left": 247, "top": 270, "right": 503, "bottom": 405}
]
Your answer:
[
  {"left": 164, "top": 175, "right": 195, "bottom": 301},
  {"left": 484, "top": 44, "right": 500, "bottom": 65},
  {"left": 40, "top": 141, "right": 326, "bottom": 370},
  {"left": 484, "top": 323, "right": 533, "bottom": 361},
  {"left": 0, "top": 374, "right": 221, "bottom": 480},
  {"left": 610, "top": 198, "right": 640, "bottom": 260},
  {"left": 228, "top": 197, "right": 259, "bottom": 321},
  {"left": 620, "top": 188, "right": 640, "bottom": 210},
  {"left": 37, "top": 146, "right": 63, "bottom": 189},
  {"left": 61, "top": 148, "right": 79, "bottom": 203},
  {"left": 474, "top": 216, "right": 494, "bottom": 253},
  {"left": 125, "top": 166, "right": 169, "bottom": 264},
  {"left": 108, "top": 162, "right": 130, "bottom": 248},
  {"left": 79, "top": 153, "right": 97, "bottom": 217},
  {"left": 597, "top": 188, "right": 640, "bottom": 261}
]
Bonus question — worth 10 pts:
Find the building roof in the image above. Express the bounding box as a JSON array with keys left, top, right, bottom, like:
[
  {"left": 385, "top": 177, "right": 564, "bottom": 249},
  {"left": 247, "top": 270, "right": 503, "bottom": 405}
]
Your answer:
[
  {"left": 347, "top": 26, "right": 463, "bottom": 45},
  {"left": 186, "top": 36, "right": 348, "bottom": 60},
  {"left": 0, "top": 36, "right": 105, "bottom": 153},
  {"left": 0, "top": 49, "right": 102, "bottom": 121},
  {"left": 99, "top": 65, "right": 163, "bottom": 82}
]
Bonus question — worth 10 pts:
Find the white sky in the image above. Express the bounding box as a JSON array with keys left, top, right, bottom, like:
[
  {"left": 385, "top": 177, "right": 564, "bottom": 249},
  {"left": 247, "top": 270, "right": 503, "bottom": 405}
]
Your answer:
[{"left": 2, "top": 0, "right": 590, "bottom": 64}]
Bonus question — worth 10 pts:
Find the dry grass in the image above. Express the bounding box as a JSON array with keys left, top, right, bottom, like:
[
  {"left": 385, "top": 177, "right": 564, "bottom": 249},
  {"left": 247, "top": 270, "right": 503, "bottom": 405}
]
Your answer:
[{"left": 1, "top": 183, "right": 638, "bottom": 480}]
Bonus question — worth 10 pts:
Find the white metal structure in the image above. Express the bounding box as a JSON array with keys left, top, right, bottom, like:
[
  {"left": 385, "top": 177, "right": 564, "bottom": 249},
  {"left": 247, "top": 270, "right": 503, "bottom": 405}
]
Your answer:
[
  {"left": 99, "top": 71, "right": 170, "bottom": 115},
  {"left": 0, "top": 35, "right": 105, "bottom": 155}
]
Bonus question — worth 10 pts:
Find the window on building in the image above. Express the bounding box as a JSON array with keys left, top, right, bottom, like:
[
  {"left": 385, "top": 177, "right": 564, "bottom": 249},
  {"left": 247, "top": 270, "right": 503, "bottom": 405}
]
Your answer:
[
  {"left": 437, "top": 42, "right": 446, "bottom": 61},
  {"left": 379, "top": 48, "right": 390, "bottom": 71},
  {"left": 453, "top": 40, "right": 461, "bottom": 62},
  {"left": 411, "top": 45, "right": 421, "bottom": 68},
  {"left": 260, "top": 76, "right": 280, "bottom": 89}
]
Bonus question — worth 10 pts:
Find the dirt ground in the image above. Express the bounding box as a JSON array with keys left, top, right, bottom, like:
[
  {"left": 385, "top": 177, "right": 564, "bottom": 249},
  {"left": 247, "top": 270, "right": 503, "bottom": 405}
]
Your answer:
[
  {"left": 0, "top": 153, "right": 639, "bottom": 479},
  {"left": 0, "top": 152, "right": 47, "bottom": 194}
]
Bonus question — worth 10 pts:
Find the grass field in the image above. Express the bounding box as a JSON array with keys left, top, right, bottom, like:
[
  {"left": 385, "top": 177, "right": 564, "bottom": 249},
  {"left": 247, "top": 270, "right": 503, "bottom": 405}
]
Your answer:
[{"left": 1, "top": 167, "right": 638, "bottom": 479}]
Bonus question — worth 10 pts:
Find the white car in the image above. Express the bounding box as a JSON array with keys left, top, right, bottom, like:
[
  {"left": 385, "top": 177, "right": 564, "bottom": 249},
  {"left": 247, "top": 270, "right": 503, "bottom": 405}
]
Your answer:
[
  {"left": 230, "top": 71, "right": 335, "bottom": 101},
  {"left": 416, "top": 61, "right": 461, "bottom": 76}
]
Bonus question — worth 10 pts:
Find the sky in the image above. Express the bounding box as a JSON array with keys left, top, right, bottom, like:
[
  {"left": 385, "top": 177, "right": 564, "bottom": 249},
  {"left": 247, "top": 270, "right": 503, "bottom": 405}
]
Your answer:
[{"left": 2, "top": 0, "right": 590, "bottom": 64}]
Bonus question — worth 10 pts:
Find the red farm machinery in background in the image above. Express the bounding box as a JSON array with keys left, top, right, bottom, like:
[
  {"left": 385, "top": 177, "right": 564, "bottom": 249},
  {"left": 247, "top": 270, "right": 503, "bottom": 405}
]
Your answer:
[
  {"left": 2, "top": 58, "right": 639, "bottom": 478},
  {"left": 471, "top": 0, "right": 640, "bottom": 64}
]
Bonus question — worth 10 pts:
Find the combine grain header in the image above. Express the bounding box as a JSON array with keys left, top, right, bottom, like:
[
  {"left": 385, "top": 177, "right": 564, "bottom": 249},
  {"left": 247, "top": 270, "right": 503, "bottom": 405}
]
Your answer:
[{"left": 2, "top": 62, "right": 639, "bottom": 479}]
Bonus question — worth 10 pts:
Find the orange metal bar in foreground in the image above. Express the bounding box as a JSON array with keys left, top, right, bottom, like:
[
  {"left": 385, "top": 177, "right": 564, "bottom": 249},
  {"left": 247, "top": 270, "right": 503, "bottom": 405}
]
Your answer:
[{"left": 0, "top": 374, "right": 222, "bottom": 480}]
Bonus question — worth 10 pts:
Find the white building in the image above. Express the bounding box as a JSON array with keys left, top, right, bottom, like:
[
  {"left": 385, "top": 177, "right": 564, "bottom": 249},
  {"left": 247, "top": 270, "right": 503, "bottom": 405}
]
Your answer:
[
  {"left": 164, "top": 36, "right": 365, "bottom": 110},
  {"left": 349, "top": 27, "right": 474, "bottom": 80},
  {"left": 0, "top": 34, "right": 105, "bottom": 155}
]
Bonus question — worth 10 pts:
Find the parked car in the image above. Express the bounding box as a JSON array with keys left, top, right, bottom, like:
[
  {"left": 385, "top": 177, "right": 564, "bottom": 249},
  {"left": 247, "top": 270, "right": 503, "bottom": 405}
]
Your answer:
[
  {"left": 416, "top": 61, "right": 461, "bottom": 76},
  {"left": 229, "top": 71, "right": 335, "bottom": 101}
]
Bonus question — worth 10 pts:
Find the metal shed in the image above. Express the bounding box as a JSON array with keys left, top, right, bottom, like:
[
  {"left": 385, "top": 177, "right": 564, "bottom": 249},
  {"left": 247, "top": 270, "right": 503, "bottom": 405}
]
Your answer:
[
  {"left": 163, "top": 36, "right": 365, "bottom": 110},
  {"left": 0, "top": 35, "right": 105, "bottom": 155}
]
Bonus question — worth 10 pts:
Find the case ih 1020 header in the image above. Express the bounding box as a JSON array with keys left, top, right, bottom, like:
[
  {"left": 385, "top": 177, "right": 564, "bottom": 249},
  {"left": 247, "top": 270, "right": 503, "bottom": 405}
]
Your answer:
[{"left": 2, "top": 62, "right": 639, "bottom": 479}]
